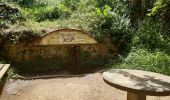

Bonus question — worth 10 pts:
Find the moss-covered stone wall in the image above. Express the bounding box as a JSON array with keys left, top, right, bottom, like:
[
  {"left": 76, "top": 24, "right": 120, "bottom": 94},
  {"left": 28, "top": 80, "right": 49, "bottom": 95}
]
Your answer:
[
  {"left": 1, "top": 29, "right": 118, "bottom": 73},
  {"left": 3, "top": 43, "right": 117, "bottom": 73}
]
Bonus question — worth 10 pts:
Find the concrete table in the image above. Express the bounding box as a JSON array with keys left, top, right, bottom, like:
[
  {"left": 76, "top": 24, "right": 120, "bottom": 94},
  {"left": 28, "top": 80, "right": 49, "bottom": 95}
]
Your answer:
[{"left": 103, "top": 69, "right": 170, "bottom": 100}]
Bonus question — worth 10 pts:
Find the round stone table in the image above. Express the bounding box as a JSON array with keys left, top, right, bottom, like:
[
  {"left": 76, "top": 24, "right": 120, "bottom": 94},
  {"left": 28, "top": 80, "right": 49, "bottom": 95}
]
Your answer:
[{"left": 103, "top": 69, "right": 170, "bottom": 100}]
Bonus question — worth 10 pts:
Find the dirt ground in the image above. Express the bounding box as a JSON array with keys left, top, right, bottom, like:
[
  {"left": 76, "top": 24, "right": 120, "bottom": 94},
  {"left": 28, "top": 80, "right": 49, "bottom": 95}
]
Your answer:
[{"left": 0, "top": 73, "right": 170, "bottom": 100}]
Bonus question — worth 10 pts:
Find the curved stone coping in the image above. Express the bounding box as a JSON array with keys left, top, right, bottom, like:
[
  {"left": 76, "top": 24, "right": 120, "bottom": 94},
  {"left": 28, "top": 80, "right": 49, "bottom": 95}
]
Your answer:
[{"left": 103, "top": 69, "right": 170, "bottom": 96}]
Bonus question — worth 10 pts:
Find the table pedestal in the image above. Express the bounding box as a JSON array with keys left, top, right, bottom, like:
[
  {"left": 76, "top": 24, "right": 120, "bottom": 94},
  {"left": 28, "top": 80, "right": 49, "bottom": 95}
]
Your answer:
[{"left": 127, "top": 92, "right": 146, "bottom": 100}]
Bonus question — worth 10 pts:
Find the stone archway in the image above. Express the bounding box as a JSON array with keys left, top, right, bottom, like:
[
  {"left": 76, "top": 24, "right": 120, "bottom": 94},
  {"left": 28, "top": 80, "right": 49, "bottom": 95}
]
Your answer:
[{"left": 37, "top": 28, "right": 97, "bottom": 45}]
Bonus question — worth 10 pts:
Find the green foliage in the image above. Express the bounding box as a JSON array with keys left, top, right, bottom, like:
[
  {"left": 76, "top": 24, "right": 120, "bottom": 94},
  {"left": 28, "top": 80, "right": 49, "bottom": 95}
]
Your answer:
[
  {"left": 0, "top": 2, "right": 24, "bottom": 29},
  {"left": 128, "top": 0, "right": 154, "bottom": 27},
  {"left": 96, "top": 0, "right": 115, "bottom": 8},
  {"left": 7, "top": 67, "right": 19, "bottom": 79},
  {"left": 94, "top": 5, "right": 113, "bottom": 34},
  {"left": 112, "top": 49, "right": 170, "bottom": 75},
  {"left": 93, "top": 0, "right": 132, "bottom": 40},
  {"left": 147, "top": 0, "right": 170, "bottom": 25},
  {"left": 62, "top": 0, "right": 80, "bottom": 10},
  {"left": 132, "top": 18, "right": 170, "bottom": 53},
  {"left": 6, "top": 0, "right": 48, "bottom": 7},
  {"left": 95, "top": 0, "right": 130, "bottom": 30},
  {"left": 57, "top": 4, "right": 71, "bottom": 19},
  {"left": 92, "top": 1, "right": 132, "bottom": 53},
  {"left": 15, "top": 0, "right": 35, "bottom": 7},
  {"left": 22, "top": 5, "right": 71, "bottom": 22},
  {"left": 36, "top": 6, "right": 60, "bottom": 22},
  {"left": 147, "top": 0, "right": 168, "bottom": 16},
  {"left": 78, "top": 0, "right": 97, "bottom": 11}
]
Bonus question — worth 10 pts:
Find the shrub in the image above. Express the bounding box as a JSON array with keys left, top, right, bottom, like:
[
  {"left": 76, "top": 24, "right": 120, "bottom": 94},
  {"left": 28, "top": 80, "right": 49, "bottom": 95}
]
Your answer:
[
  {"left": 132, "top": 18, "right": 170, "bottom": 53},
  {"left": 23, "top": 4, "right": 71, "bottom": 22},
  {"left": 147, "top": 0, "right": 168, "bottom": 17},
  {"left": 78, "top": 0, "right": 97, "bottom": 12},
  {"left": 35, "top": 6, "right": 60, "bottom": 22},
  {"left": 62, "top": 0, "right": 80, "bottom": 10},
  {"left": 7, "top": 0, "right": 48, "bottom": 7},
  {"left": 57, "top": 4, "right": 71, "bottom": 19},
  {"left": 91, "top": 1, "right": 132, "bottom": 53},
  {"left": 0, "top": 2, "right": 24, "bottom": 29},
  {"left": 92, "top": 4, "right": 131, "bottom": 38},
  {"left": 112, "top": 49, "right": 170, "bottom": 75},
  {"left": 96, "top": 0, "right": 115, "bottom": 8}
]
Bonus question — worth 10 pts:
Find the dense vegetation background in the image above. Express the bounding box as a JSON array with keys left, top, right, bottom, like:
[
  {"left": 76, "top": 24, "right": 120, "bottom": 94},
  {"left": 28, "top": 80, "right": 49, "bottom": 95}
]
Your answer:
[{"left": 0, "top": 0, "right": 170, "bottom": 75}]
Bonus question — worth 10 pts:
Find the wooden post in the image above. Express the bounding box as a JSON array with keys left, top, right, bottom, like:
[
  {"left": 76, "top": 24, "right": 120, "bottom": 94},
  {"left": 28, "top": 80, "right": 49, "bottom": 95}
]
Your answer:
[{"left": 127, "top": 92, "right": 146, "bottom": 100}]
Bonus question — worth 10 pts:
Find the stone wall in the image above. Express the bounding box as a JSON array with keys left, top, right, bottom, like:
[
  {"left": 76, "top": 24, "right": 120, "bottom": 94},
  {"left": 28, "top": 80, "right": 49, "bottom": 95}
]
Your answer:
[
  {"left": 3, "top": 43, "right": 117, "bottom": 73},
  {"left": 2, "top": 29, "right": 118, "bottom": 73}
]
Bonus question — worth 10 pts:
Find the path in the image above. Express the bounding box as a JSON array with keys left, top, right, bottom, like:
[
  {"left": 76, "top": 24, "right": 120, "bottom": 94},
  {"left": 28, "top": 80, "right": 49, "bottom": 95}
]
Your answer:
[{"left": 0, "top": 73, "right": 170, "bottom": 100}]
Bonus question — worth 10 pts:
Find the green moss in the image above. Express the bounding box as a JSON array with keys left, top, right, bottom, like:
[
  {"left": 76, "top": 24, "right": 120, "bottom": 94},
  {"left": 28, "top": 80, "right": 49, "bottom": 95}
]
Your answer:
[
  {"left": 79, "top": 51, "right": 109, "bottom": 69},
  {"left": 79, "top": 51, "right": 91, "bottom": 59},
  {"left": 15, "top": 56, "right": 69, "bottom": 74},
  {"left": 14, "top": 51, "right": 111, "bottom": 74}
]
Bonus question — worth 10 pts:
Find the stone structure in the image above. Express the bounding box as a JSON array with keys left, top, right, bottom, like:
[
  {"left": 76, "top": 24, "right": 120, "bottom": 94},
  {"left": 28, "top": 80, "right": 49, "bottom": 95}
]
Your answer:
[
  {"left": 2, "top": 29, "right": 117, "bottom": 73},
  {"left": 103, "top": 69, "right": 170, "bottom": 100},
  {"left": 38, "top": 29, "right": 97, "bottom": 45}
]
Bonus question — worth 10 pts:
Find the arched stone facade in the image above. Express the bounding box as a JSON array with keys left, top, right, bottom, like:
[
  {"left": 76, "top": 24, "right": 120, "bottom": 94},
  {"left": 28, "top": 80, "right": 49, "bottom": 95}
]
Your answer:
[{"left": 3, "top": 29, "right": 117, "bottom": 73}]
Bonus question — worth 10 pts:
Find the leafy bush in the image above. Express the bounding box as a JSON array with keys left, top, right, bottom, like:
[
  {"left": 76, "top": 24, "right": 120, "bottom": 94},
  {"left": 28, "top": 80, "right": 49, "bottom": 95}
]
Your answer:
[
  {"left": 78, "top": 0, "right": 97, "bottom": 12},
  {"left": 96, "top": 0, "right": 116, "bottom": 8},
  {"left": 132, "top": 18, "right": 170, "bottom": 53},
  {"left": 92, "top": 0, "right": 132, "bottom": 39},
  {"left": 112, "top": 49, "right": 170, "bottom": 75},
  {"left": 57, "top": 4, "right": 71, "bottom": 19},
  {"left": 62, "top": 0, "right": 80, "bottom": 10},
  {"left": 147, "top": 0, "right": 168, "bottom": 17},
  {"left": 35, "top": 6, "right": 60, "bottom": 22},
  {"left": 7, "top": 0, "right": 47, "bottom": 7},
  {"left": 91, "top": 1, "right": 132, "bottom": 53},
  {"left": 22, "top": 5, "right": 71, "bottom": 22},
  {"left": 0, "top": 2, "right": 24, "bottom": 29}
]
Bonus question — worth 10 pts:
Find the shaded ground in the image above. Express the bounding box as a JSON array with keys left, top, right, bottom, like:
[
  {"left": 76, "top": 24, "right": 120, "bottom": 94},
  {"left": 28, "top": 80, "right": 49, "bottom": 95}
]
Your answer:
[{"left": 0, "top": 73, "right": 170, "bottom": 100}]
